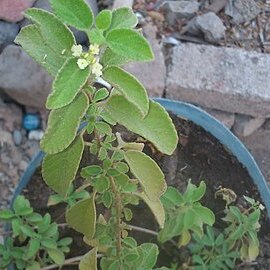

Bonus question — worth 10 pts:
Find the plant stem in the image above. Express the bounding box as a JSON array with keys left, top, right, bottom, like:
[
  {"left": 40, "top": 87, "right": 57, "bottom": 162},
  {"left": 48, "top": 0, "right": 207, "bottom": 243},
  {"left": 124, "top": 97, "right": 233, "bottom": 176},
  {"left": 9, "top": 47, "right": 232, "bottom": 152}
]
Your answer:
[
  {"left": 109, "top": 175, "right": 122, "bottom": 257},
  {"left": 128, "top": 225, "right": 158, "bottom": 236}
]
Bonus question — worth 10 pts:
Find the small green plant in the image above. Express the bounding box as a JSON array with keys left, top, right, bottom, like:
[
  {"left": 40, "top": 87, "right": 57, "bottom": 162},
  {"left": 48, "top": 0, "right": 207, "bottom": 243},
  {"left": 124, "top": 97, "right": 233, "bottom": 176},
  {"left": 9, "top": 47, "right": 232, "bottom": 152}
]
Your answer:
[
  {"left": 0, "top": 196, "right": 72, "bottom": 269},
  {"left": 0, "top": 0, "right": 261, "bottom": 269}
]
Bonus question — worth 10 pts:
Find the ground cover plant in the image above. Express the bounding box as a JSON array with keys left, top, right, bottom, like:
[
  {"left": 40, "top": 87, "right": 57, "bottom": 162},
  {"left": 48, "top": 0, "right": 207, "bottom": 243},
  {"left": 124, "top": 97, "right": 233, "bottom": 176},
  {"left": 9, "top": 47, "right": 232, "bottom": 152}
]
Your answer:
[{"left": 0, "top": 0, "right": 263, "bottom": 269}]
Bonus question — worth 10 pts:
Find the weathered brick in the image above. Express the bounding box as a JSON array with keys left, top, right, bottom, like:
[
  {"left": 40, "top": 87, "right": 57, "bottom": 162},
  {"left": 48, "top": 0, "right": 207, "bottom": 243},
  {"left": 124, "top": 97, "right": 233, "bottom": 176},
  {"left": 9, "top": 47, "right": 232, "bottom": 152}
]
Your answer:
[{"left": 166, "top": 43, "right": 270, "bottom": 117}]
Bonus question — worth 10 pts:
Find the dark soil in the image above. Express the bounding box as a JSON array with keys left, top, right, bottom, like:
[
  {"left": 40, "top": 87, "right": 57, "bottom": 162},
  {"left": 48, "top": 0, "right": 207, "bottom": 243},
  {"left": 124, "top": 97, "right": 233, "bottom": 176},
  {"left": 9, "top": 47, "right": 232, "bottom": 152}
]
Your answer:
[{"left": 23, "top": 113, "right": 270, "bottom": 270}]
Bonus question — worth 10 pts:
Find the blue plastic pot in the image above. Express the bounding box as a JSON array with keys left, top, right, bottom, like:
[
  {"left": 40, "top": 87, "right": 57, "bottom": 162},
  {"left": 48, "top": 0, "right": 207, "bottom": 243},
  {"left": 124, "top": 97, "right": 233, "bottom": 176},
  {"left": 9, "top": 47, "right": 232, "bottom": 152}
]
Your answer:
[
  {"left": 7, "top": 98, "right": 270, "bottom": 269},
  {"left": 13, "top": 98, "right": 270, "bottom": 214}
]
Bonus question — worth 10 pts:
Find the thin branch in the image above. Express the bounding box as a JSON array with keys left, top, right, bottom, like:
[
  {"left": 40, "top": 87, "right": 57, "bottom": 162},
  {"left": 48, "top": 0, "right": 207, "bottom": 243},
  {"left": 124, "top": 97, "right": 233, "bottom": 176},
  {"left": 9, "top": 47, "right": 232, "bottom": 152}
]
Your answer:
[{"left": 128, "top": 225, "right": 158, "bottom": 236}]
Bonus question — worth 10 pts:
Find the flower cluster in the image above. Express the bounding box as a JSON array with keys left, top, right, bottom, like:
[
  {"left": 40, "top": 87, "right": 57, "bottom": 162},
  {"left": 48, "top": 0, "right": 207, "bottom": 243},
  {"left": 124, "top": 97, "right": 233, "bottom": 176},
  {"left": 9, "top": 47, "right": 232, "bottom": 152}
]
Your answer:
[{"left": 71, "top": 44, "right": 103, "bottom": 78}]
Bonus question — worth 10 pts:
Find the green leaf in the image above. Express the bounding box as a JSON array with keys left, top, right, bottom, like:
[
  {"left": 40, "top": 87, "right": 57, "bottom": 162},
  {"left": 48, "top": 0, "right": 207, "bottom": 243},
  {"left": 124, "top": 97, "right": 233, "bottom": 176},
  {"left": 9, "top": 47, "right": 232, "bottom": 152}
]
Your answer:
[
  {"left": 193, "top": 205, "right": 215, "bottom": 226},
  {"left": 25, "top": 9, "right": 75, "bottom": 56},
  {"left": 94, "top": 88, "right": 109, "bottom": 102},
  {"left": 15, "top": 25, "right": 67, "bottom": 75},
  {"left": 13, "top": 196, "right": 33, "bottom": 216},
  {"left": 125, "top": 151, "right": 166, "bottom": 200},
  {"left": 106, "top": 29, "right": 154, "bottom": 62},
  {"left": 93, "top": 176, "right": 110, "bottom": 193},
  {"left": 136, "top": 192, "right": 165, "bottom": 228},
  {"left": 88, "top": 29, "right": 106, "bottom": 45},
  {"left": 102, "top": 191, "right": 113, "bottom": 208},
  {"left": 50, "top": 0, "right": 94, "bottom": 30},
  {"left": 137, "top": 243, "right": 159, "bottom": 270},
  {"left": 103, "top": 66, "right": 149, "bottom": 116},
  {"left": 41, "top": 92, "right": 89, "bottom": 154},
  {"left": 100, "top": 48, "right": 131, "bottom": 67},
  {"left": 41, "top": 238, "right": 58, "bottom": 249},
  {"left": 105, "top": 95, "right": 178, "bottom": 155},
  {"left": 47, "top": 248, "right": 65, "bottom": 265},
  {"left": 183, "top": 210, "right": 195, "bottom": 229},
  {"left": 66, "top": 196, "right": 96, "bottom": 239},
  {"left": 96, "top": 10, "right": 112, "bottom": 30},
  {"left": 110, "top": 7, "right": 138, "bottom": 30},
  {"left": 79, "top": 248, "right": 98, "bottom": 270},
  {"left": 161, "top": 186, "right": 183, "bottom": 209},
  {"left": 42, "top": 133, "right": 84, "bottom": 197},
  {"left": 26, "top": 239, "right": 40, "bottom": 259},
  {"left": 81, "top": 165, "right": 102, "bottom": 176},
  {"left": 0, "top": 209, "right": 14, "bottom": 219},
  {"left": 46, "top": 58, "right": 90, "bottom": 109}
]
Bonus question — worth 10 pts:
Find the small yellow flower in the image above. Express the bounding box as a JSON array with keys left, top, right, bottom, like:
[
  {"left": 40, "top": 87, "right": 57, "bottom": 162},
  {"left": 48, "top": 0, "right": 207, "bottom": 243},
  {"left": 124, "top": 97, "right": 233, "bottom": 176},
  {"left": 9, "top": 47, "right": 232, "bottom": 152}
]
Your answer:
[
  {"left": 71, "top": 44, "right": 83, "bottom": 57},
  {"left": 89, "top": 44, "right": 100, "bottom": 55},
  {"left": 77, "top": 59, "right": 89, "bottom": 70},
  {"left": 92, "top": 62, "right": 103, "bottom": 77}
]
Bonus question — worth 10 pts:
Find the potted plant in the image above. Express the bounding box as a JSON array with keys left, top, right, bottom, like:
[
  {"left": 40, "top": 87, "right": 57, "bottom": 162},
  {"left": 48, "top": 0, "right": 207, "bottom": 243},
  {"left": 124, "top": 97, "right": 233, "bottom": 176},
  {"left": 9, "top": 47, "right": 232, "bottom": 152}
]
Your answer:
[{"left": 0, "top": 1, "right": 269, "bottom": 269}]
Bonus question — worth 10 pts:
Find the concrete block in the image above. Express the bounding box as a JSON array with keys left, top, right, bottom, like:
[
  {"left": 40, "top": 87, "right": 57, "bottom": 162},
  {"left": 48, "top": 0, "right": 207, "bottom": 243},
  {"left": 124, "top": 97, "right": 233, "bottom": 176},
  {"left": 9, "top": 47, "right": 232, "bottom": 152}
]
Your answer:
[{"left": 166, "top": 43, "right": 270, "bottom": 118}]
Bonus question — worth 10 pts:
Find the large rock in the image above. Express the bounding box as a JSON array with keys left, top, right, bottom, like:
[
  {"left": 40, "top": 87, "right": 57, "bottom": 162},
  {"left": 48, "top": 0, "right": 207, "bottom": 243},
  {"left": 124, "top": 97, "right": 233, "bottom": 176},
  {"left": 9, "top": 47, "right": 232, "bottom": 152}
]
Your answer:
[
  {"left": 0, "top": 22, "right": 20, "bottom": 49},
  {"left": 125, "top": 24, "right": 166, "bottom": 97},
  {"left": 0, "top": 45, "right": 52, "bottom": 108},
  {"left": 0, "top": 0, "right": 36, "bottom": 22},
  {"left": 166, "top": 43, "right": 270, "bottom": 118}
]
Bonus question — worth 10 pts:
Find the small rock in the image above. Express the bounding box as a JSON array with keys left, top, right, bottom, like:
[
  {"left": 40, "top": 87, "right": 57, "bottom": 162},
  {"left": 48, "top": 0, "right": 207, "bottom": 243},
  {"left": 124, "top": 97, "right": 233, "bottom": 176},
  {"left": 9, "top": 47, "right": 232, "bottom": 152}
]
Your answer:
[
  {"left": 0, "top": 22, "right": 20, "bottom": 48},
  {"left": 13, "top": 129, "right": 23, "bottom": 146},
  {"left": 225, "top": 0, "right": 261, "bottom": 24},
  {"left": 163, "top": 0, "right": 199, "bottom": 24},
  {"left": 113, "top": 0, "right": 134, "bottom": 9},
  {"left": 205, "top": 109, "right": 235, "bottom": 129},
  {"left": 0, "top": 0, "right": 36, "bottom": 22},
  {"left": 28, "top": 130, "right": 44, "bottom": 141},
  {"left": 233, "top": 114, "right": 265, "bottom": 137},
  {"left": 19, "top": 160, "right": 28, "bottom": 171},
  {"left": 0, "top": 130, "right": 13, "bottom": 145},
  {"left": 195, "top": 12, "right": 225, "bottom": 42},
  {"left": 0, "top": 45, "right": 53, "bottom": 108}
]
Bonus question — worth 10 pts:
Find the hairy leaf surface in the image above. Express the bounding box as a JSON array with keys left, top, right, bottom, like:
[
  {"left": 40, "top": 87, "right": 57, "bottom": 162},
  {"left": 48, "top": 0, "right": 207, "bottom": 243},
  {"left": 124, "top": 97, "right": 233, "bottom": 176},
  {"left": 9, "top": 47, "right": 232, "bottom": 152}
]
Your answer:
[
  {"left": 50, "top": 0, "right": 94, "bottom": 30},
  {"left": 125, "top": 151, "right": 166, "bottom": 200},
  {"left": 42, "top": 134, "right": 84, "bottom": 197},
  {"left": 41, "top": 92, "right": 89, "bottom": 154},
  {"left": 15, "top": 25, "right": 67, "bottom": 75},
  {"left": 103, "top": 66, "right": 148, "bottom": 116},
  {"left": 106, "top": 29, "right": 154, "bottom": 62},
  {"left": 47, "top": 58, "right": 90, "bottom": 109},
  {"left": 110, "top": 7, "right": 138, "bottom": 29},
  {"left": 25, "top": 8, "right": 75, "bottom": 56},
  {"left": 79, "top": 248, "right": 98, "bottom": 270},
  {"left": 105, "top": 95, "right": 178, "bottom": 155},
  {"left": 66, "top": 196, "right": 96, "bottom": 239}
]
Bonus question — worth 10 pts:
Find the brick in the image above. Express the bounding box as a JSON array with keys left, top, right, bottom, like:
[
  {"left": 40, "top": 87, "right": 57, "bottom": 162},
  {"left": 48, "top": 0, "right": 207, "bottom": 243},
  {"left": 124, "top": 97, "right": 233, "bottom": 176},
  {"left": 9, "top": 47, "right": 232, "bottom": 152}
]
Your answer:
[{"left": 166, "top": 43, "right": 270, "bottom": 117}]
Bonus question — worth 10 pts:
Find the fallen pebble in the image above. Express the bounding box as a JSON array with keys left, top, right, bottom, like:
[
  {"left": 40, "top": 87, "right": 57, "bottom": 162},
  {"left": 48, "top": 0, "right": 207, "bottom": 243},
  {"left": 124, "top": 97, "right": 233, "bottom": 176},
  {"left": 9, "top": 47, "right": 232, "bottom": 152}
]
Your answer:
[{"left": 13, "top": 129, "right": 23, "bottom": 146}]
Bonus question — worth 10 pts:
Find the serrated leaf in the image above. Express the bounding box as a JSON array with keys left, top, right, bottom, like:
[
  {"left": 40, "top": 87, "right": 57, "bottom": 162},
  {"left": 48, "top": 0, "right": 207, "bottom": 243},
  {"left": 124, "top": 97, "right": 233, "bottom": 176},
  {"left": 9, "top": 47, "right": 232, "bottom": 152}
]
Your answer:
[
  {"left": 136, "top": 192, "right": 165, "bottom": 228},
  {"left": 105, "top": 95, "right": 178, "bottom": 155},
  {"left": 106, "top": 29, "right": 154, "bottom": 62},
  {"left": 66, "top": 195, "right": 96, "bottom": 239},
  {"left": 137, "top": 243, "right": 159, "bottom": 270},
  {"left": 103, "top": 66, "right": 149, "bottom": 116},
  {"left": 125, "top": 151, "right": 166, "bottom": 200},
  {"left": 100, "top": 48, "right": 131, "bottom": 67},
  {"left": 79, "top": 248, "right": 98, "bottom": 270},
  {"left": 41, "top": 92, "right": 89, "bottom": 154},
  {"left": 96, "top": 10, "right": 112, "bottom": 30},
  {"left": 50, "top": 0, "right": 94, "bottom": 30},
  {"left": 110, "top": 7, "right": 138, "bottom": 30},
  {"left": 46, "top": 58, "right": 90, "bottom": 109},
  {"left": 47, "top": 249, "right": 65, "bottom": 265},
  {"left": 42, "top": 133, "right": 84, "bottom": 197},
  {"left": 25, "top": 9, "right": 75, "bottom": 56},
  {"left": 15, "top": 25, "right": 67, "bottom": 75}
]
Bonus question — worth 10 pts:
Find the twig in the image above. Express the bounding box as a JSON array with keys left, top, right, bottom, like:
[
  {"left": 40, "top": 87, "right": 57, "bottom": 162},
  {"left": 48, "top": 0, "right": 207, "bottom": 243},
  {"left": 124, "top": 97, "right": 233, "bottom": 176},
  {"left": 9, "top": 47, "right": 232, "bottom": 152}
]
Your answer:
[
  {"left": 128, "top": 224, "right": 158, "bottom": 236},
  {"left": 41, "top": 255, "right": 83, "bottom": 270}
]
